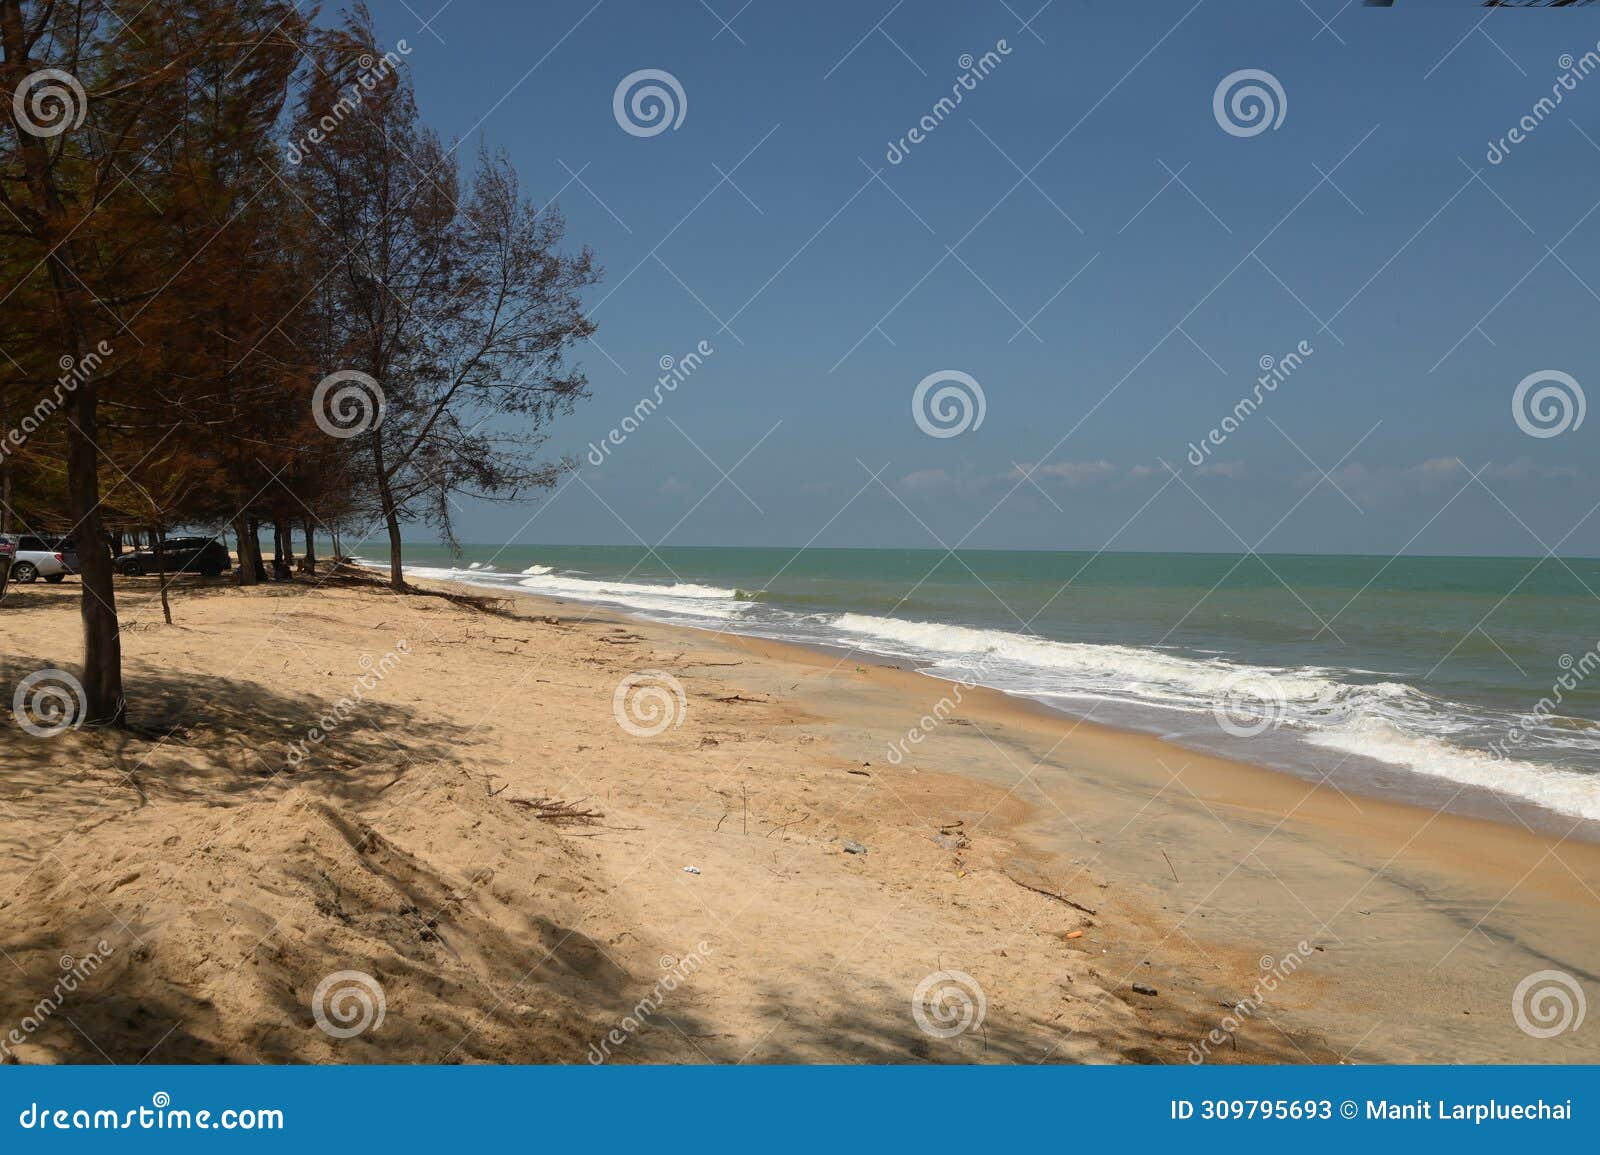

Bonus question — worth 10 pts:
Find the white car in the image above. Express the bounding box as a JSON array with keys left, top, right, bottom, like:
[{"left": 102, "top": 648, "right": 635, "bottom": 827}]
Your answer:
[{"left": 0, "top": 534, "right": 75, "bottom": 583}]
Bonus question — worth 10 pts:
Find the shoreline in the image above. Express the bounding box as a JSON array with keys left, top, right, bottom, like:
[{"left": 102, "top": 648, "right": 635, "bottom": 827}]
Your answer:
[
  {"left": 406, "top": 574, "right": 1600, "bottom": 1061},
  {"left": 384, "top": 561, "right": 1600, "bottom": 846},
  {"left": 2, "top": 573, "right": 1596, "bottom": 1063}
]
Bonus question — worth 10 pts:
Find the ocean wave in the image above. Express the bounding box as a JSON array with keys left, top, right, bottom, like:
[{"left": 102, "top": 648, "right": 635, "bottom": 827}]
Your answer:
[
  {"left": 1306, "top": 718, "right": 1600, "bottom": 822},
  {"left": 383, "top": 562, "right": 1600, "bottom": 825},
  {"left": 513, "top": 572, "right": 748, "bottom": 619},
  {"left": 830, "top": 612, "right": 1600, "bottom": 821},
  {"left": 832, "top": 613, "right": 1348, "bottom": 700}
]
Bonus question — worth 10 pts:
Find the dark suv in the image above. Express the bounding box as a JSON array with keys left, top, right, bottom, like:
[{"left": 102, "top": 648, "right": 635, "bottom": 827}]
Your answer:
[{"left": 117, "top": 536, "right": 230, "bottom": 578}]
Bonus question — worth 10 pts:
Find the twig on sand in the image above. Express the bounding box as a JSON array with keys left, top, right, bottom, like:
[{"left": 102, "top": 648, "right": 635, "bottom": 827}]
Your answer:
[
  {"left": 504, "top": 795, "right": 605, "bottom": 825},
  {"left": 1160, "top": 846, "right": 1180, "bottom": 883},
  {"left": 1004, "top": 869, "right": 1099, "bottom": 916},
  {"left": 765, "top": 810, "right": 811, "bottom": 838}
]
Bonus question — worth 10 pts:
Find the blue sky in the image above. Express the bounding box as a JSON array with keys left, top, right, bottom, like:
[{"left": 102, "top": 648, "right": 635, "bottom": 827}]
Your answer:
[{"left": 375, "top": 0, "right": 1597, "bottom": 556}]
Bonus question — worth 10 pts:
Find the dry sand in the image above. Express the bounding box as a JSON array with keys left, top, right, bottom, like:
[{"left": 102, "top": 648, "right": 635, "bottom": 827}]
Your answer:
[{"left": 1, "top": 570, "right": 1596, "bottom": 1064}]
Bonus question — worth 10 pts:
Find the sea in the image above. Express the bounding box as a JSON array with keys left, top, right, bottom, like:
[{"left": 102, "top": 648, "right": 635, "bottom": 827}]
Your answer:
[{"left": 370, "top": 544, "right": 1600, "bottom": 837}]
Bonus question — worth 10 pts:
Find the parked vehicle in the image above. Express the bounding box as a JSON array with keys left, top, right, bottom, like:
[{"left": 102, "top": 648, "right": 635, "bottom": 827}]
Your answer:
[
  {"left": 116, "top": 536, "right": 230, "bottom": 578},
  {"left": 2, "top": 534, "right": 76, "bottom": 583}
]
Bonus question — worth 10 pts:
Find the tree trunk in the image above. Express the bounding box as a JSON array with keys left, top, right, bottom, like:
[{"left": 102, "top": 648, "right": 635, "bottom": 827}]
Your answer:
[
  {"left": 301, "top": 520, "right": 317, "bottom": 574},
  {"left": 273, "top": 517, "right": 293, "bottom": 580},
  {"left": 249, "top": 519, "right": 268, "bottom": 581},
  {"left": 67, "top": 383, "right": 124, "bottom": 725},
  {"left": 372, "top": 437, "right": 404, "bottom": 590},
  {"left": 0, "top": 0, "right": 122, "bottom": 722},
  {"left": 153, "top": 526, "right": 172, "bottom": 626},
  {"left": 232, "top": 515, "right": 259, "bottom": 585},
  {"left": 0, "top": 392, "right": 11, "bottom": 535}
]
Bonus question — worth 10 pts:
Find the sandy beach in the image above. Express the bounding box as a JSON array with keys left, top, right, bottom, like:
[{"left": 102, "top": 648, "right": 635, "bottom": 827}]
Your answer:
[{"left": 2, "top": 570, "right": 1596, "bottom": 1064}]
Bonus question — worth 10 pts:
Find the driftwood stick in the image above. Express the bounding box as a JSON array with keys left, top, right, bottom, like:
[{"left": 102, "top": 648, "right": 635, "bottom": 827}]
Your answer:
[
  {"left": 1005, "top": 871, "right": 1099, "bottom": 916},
  {"left": 765, "top": 811, "right": 811, "bottom": 838}
]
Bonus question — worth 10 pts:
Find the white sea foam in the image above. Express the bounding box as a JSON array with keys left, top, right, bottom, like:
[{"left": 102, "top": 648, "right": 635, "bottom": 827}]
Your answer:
[
  {"left": 1306, "top": 718, "right": 1600, "bottom": 822},
  {"left": 830, "top": 612, "right": 1600, "bottom": 822},
  {"left": 513, "top": 573, "right": 747, "bottom": 619},
  {"left": 832, "top": 613, "right": 1343, "bottom": 700},
  {"left": 383, "top": 564, "right": 1600, "bottom": 825}
]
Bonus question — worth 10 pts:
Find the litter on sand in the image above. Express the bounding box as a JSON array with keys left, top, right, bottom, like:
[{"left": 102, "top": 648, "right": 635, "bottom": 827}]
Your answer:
[{"left": 682, "top": 866, "right": 701, "bottom": 875}]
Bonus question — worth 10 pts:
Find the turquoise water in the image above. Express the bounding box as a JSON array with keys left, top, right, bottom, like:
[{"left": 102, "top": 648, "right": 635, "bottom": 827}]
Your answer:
[{"left": 380, "top": 544, "right": 1600, "bottom": 832}]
